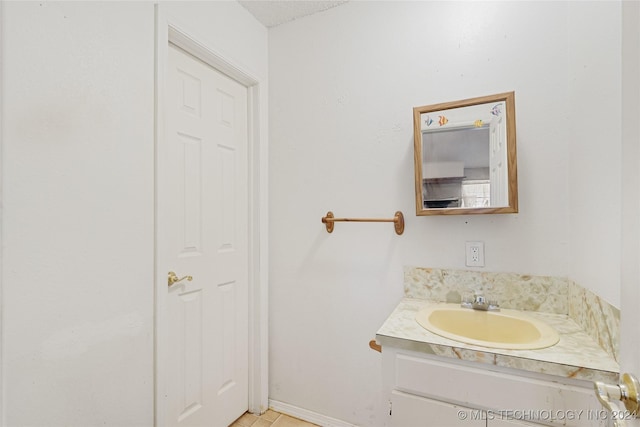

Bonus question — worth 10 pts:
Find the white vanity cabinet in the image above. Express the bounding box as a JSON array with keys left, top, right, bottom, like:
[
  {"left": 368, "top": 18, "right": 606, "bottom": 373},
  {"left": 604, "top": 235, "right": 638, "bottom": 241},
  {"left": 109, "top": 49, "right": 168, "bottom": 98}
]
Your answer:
[
  {"left": 490, "top": 420, "right": 544, "bottom": 427},
  {"left": 391, "top": 390, "right": 485, "bottom": 427},
  {"left": 382, "top": 347, "right": 607, "bottom": 427},
  {"left": 390, "top": 391, "right": 542, "bottom": 427}
]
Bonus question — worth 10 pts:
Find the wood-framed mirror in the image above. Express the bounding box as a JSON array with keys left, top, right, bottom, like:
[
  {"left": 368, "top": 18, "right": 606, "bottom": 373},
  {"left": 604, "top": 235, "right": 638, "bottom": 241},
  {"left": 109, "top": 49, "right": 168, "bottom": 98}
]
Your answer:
[{"left": 413, "top": 92, "right": 518, "bottom": 216}]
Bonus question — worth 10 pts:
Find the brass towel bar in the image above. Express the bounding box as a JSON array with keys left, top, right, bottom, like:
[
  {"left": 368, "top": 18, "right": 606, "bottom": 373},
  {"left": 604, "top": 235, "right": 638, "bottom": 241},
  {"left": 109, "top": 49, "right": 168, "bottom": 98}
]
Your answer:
[
  {"left": 321, "top": 211, "right": 405, "bottom": 235},
  {"left": 369, "top": 339, "right": 382, "bottom": 353}
]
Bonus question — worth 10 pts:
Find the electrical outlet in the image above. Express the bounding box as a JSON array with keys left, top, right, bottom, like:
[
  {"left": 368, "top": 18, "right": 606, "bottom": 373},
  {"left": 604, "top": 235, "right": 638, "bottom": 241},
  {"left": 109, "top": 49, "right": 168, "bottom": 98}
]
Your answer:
[{"left": 465, "top": 241, "right": 485, "bottom": 267}]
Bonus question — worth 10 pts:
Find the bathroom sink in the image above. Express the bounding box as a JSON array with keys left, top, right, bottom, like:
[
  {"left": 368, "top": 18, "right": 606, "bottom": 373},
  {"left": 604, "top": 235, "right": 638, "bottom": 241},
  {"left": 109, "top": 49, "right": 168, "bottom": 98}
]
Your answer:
[{"left": 415, "top": 304, "right": 560, "bottom": 350}]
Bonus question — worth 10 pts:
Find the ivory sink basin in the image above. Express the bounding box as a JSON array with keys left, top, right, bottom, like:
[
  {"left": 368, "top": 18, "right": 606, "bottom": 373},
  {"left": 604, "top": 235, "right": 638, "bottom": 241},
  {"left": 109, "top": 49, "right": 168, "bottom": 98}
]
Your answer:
[{"left": 415, "top": 304, "right": 560, "bottom": 350}]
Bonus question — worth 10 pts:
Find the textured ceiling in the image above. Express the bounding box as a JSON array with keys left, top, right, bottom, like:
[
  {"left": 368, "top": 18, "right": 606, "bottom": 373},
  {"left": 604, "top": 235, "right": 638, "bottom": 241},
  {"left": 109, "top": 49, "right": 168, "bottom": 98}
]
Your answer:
[{"left": 238, "top": 1, "right": 349, "bottom": 28}]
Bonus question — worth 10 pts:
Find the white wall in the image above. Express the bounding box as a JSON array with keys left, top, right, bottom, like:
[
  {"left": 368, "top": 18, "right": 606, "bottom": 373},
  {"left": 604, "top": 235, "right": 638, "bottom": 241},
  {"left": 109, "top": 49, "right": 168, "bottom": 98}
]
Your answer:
[
  {"left": 269, "top": 2, "right": 622, "bottom": 425},
  {"left": 620, "top": 0, "right": 640, "bottom": 383},
  {"left": 1, "top": 2, "right": 267, "bottom": 425},
  {"left": 567, "top": 1, "right": 622, "bottom": 307}
]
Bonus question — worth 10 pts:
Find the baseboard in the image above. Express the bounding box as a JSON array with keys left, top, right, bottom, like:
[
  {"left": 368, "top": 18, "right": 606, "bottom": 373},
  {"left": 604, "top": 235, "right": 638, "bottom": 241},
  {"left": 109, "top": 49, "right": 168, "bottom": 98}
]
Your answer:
[{"left": 268, "top": 399, "right": 357, "bottom": 427}]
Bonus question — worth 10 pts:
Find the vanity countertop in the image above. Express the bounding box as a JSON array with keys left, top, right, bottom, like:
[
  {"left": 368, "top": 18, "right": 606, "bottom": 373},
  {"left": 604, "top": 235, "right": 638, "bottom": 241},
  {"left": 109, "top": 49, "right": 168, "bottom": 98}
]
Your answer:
[{"left": 376, "top": 298, "right": 619, "bottom": 383}]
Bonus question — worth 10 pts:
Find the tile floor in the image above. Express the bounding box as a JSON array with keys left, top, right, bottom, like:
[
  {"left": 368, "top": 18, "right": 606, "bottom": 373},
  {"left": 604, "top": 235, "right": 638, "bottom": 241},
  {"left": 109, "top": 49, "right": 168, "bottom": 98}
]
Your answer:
[{"left": 230, "top": 410, "right": 319, "bottom": 427}]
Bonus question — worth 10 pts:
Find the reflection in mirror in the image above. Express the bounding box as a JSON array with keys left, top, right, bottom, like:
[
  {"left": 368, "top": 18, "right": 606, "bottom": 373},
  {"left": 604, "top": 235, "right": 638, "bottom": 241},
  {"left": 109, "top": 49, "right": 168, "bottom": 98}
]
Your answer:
[{"left": 413, "top": 92, "right": 518, "bottom": 215}]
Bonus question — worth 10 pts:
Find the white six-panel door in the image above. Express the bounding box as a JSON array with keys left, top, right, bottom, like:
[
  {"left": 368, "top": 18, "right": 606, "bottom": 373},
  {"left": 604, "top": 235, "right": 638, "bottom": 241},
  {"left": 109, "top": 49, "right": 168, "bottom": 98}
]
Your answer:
[{"left": 165, "top": 43, "right": 249, "bottom": 427}]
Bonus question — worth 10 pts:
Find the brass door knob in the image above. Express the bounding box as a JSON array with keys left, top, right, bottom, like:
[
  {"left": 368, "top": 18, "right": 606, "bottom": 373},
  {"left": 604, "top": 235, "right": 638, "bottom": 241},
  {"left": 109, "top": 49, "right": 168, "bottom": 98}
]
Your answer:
[
  {"left": 168, "top": 271, "right": 193, "bottom": 287},
  {"left": 594, "top": 372, "right": 639, "bottom": 426}
]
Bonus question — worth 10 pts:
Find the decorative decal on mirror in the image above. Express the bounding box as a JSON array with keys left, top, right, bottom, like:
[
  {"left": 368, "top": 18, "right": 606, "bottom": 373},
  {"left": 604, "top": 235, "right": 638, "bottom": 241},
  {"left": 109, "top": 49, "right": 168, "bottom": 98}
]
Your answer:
[{"left": 413, "top": 92, "right": 518, "bottom": 216}]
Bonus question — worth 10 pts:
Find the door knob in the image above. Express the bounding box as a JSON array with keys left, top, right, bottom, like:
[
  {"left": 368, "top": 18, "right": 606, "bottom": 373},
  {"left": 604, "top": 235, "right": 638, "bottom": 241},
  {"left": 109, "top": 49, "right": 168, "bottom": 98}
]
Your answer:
[
  {"left": 168, "top": 271, "right": 193, "bottom": 287},
  {"left": 594, "top": 373, "right": 639, "bottom": 426}
]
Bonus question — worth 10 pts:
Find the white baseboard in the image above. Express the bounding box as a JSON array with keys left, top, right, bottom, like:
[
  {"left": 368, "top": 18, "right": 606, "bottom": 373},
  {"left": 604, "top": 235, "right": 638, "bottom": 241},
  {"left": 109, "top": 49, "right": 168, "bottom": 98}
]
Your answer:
[{"left": 268, "top": 399, "right": 358, "bottom": 427}]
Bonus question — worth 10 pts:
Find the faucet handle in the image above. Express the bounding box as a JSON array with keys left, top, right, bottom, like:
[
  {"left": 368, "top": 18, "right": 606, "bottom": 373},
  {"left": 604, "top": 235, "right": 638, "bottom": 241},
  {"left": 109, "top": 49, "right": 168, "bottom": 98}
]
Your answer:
[{"left": 460, "top": 294, "right": 473, "bottom": 308}]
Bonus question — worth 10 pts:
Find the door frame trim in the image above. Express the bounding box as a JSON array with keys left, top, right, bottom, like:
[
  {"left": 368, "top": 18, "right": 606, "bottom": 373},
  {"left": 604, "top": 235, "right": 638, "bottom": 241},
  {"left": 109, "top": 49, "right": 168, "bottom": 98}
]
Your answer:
[
  {"left": 154, "top": 6, "right": 268, "bottom": 425},
  {"left": 0, "top": 2, "right": 4, "bottom": 425}
]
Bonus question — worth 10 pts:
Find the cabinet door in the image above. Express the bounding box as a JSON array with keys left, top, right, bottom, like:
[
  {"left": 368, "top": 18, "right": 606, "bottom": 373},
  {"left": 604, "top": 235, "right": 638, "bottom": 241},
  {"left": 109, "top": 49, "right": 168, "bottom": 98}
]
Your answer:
[
  {"left": 490, "top": 419, "right": 542, "bottom": 426},
  {"left": 391, "top": 390, "right": 486, "bottom": 427}
]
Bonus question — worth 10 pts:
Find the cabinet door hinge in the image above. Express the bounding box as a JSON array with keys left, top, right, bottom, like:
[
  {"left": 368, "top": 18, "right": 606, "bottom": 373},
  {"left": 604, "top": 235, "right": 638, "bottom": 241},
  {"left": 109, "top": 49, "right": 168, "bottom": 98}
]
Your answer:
[{"left": 389, "top": 400, "right": 392, "bottom": 416}]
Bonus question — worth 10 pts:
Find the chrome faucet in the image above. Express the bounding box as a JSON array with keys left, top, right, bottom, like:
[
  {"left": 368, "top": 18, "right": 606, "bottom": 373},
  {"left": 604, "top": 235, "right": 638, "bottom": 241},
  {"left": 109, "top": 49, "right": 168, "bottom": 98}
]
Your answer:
[{"left": 461, "top": 293, "right": 500, "bottom": 312}]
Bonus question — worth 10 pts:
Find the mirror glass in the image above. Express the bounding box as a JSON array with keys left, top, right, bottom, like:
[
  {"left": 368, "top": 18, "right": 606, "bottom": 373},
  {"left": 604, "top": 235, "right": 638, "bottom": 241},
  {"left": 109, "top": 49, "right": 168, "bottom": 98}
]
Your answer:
[{"left": 413, "top": 92, "right": 518, "bottom": 215}]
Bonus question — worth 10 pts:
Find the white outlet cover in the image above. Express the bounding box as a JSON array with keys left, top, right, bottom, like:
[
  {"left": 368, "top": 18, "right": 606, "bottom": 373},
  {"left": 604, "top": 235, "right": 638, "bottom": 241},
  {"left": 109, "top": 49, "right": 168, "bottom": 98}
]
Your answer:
[{"left": 465, "top": 241, "right": 485, "bottom": 267}]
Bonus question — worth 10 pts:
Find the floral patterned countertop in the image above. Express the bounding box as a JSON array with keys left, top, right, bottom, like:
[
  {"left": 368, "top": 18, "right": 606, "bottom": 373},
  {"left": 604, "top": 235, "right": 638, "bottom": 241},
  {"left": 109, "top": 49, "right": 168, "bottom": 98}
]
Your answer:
[{"left": 376, "top": 297, "right": 619, "bottom": 383}]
